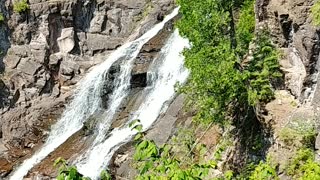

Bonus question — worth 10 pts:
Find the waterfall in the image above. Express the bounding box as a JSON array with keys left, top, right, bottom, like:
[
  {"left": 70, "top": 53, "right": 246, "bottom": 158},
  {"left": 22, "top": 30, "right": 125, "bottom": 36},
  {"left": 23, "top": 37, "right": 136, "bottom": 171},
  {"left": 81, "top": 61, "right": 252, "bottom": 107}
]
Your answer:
[
  {"left": 75, "top": 29, "right": 189, "bottom": 179},
  {"left": 9, "top": 7, "right": 180, "bottom": 180}
]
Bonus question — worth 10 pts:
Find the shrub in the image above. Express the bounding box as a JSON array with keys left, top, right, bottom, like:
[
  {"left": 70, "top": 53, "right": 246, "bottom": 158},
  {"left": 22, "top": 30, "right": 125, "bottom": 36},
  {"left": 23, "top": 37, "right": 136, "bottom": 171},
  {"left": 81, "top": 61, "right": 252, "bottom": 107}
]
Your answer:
[
  {"left": 54, "top": 158, "right": 89, "bottom": 180},
  {"left": 244, "top": 30, "right": 282, "bottom": 105},
  {"left": 286, "top": 149, "right": 320, "bottom": 179},
  {"left": 131, "top": 123, "right": 215, "bottom": 179},
  {"left": 249, "top": 161, "right": 279, "bottom": 180},
  {"left": 13, "top": 0, "right": 29, "bottom": 13},
  {"left": 54, "top": 157, "right": 112, "bottom": 180}
]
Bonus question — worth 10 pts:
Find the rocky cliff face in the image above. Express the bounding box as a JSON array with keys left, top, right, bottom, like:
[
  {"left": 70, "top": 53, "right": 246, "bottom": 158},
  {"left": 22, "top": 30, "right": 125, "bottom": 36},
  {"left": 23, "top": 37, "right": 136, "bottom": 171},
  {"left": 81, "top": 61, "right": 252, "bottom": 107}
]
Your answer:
[
  {"left": 0, "top": 0, "right": 174, "bottom": 176},
  {"left": 255, "top": 0, "right": 320, "bottom": 177},
  {"left": 256, "top": 0, "right": 320, "bottom": 101}
]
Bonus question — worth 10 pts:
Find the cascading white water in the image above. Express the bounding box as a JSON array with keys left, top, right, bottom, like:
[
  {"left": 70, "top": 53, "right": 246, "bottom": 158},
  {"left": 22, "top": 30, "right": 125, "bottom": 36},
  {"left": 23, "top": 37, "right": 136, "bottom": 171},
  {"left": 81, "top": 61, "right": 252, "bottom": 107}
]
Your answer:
[
  {"left": 9, "top": 8, "right": 180, "bottom": 180},
  {"left": 75, "top": 29, "right": 189, "bottom": 179}
]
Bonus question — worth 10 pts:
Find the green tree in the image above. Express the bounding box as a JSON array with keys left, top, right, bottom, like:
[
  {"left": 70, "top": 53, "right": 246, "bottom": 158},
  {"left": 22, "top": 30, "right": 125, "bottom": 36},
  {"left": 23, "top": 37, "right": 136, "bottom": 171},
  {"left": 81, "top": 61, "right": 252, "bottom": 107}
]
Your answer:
[{"left": 177, "top": 0, "right": 280, "bottom": 124}]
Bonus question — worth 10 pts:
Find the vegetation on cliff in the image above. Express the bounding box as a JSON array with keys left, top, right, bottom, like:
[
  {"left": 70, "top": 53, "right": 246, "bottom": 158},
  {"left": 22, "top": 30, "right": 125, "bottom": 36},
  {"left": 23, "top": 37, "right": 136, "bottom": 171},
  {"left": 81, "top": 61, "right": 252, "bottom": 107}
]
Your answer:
[
  {"left": 133, "top": 0, "right": 282, "bottom": 178},
  {"left": 54, "top": 157, "right": 112, "bottom": 180},
  {"left": 0, "top": 13, "right": 4, "bottom": 23},
  {"left": 13, "top": 0, "right": 29, "bottom": 13},
  {"left": 177, "top": 0, "right": 280, "bottom": 125},
  {"left": 53, "top": 0, "right": 320, "bottom": 179},
  {"left": 312, "top": 0, "right": 320, "bottom": 25}
]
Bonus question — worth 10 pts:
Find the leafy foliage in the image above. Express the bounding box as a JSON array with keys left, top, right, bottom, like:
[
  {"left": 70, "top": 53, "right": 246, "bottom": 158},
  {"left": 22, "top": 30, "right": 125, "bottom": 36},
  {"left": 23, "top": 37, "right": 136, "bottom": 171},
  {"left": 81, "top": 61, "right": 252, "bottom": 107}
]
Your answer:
[
  {"left": 236, "top": 0, "right": 256, "bottom": 57},
  {"left": 249, "top": 160, "right": 279, "bottom": 180},
  {"left": 54, "top": 157, "right": 112, "bottom": 180},
  {"left": 177, "top": 0, "right": 281, "bottom": 124},
  {"left": 54, "top": 157, "right": 89, "bottom": 180},
  {"left": 244, "top": 31, "right": 282, "bottom": 105},
  {"left": 285, "top": 149, "right": 320, "bottom": 179},
  {"left": 132, "top": 124, "right": 216, "bottom": 179},
  {"left": 100, "top": 170, "right": 112, "bottom": 180},
  {"left": 177, "top": 0, "right": 245, "bottom": 124},
  {"left": 312, "top": 0, "right": 320, "bottom": 26},
  {"left": 13, "top": 0, "right": 29, "bottom": 13}
]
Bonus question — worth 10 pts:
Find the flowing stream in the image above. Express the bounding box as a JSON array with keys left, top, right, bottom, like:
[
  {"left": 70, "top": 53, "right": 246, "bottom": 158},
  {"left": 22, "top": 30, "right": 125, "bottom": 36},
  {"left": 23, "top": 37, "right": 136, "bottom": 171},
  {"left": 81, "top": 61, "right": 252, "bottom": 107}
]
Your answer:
[
  {"left": 75, "top": 29, "right": 189, "bottom": 179},
  {"left": 9, "top": 7, "right": 179, "bottom": 180}
]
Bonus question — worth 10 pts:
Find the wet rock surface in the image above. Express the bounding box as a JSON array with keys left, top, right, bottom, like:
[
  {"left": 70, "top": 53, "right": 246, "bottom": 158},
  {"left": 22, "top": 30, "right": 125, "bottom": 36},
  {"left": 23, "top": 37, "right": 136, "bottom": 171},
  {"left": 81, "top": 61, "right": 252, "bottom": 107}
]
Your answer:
[
  {"left": 23, "top": 14, "right": 176, "bottom": 178},
  {"left": 0, "top": 0, "right": 175, "bottom": 177}
]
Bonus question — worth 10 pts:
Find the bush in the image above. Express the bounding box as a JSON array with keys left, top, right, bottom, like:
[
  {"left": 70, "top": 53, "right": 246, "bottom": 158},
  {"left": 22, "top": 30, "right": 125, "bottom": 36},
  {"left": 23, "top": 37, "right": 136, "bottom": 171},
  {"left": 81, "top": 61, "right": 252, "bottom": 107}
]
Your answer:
[
  {"left": 286, "top": 149, "right": 320, "bottom": 179},
  {"left": 132, "top": 123, "right": 215, "bottom": 179},
  {"left": 244, "top": 30, "right": 282, "bottom": 105},
  {"left": 54, "top": 158, "right": 89, "bottom": 180},
  {"left": 54, "top": 157, "right": 112, "bottom": 180},
  {"left": 13, "top": 0, "right": 29, "bottom": 13},
  {"left": 177, "top": 0, "right": 281, "bottom": 124},
  {"left": 249, "top": 161, "right": 279, "bottom": 180}
]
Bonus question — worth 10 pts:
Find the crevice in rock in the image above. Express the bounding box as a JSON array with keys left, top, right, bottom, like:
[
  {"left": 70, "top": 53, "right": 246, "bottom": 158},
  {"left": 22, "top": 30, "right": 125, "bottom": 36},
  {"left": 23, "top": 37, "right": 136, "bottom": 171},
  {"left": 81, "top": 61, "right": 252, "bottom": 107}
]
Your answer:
[
  {"left": 73, "top": 0, "right": 96, "bottom": 32},
  {"left": 0, "top": 80, "right": 10, "bottom": 109},
  {"left": 101, "top": 15, "right": 108, "bottom": 33},
  {"left": 227, "top": 106, "right": 273, "bottom": 173},
  {"left": 70, "top": 30, "right": 81, "bottom": 55},
  {"left": 279, "top": 14, "right": 293, "bottom": 47},
  {"left": 130, "top": 73, "right": 147, "bottom": 88},
  {"left": 255, "top": 0, "right": 271, "bottom": 22},
  {"left": 48, "top": 13, "right": 64, "bottom": 53},
  {"left": 301, "top": 30, "right": 320, "bottom": 101}
]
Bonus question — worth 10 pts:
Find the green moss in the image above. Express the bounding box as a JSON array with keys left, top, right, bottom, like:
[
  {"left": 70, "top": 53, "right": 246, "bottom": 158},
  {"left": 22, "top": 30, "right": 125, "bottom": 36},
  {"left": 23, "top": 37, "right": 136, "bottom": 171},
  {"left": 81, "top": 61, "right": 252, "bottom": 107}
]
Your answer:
[
  {"left": 13, "top": 0, "right": 29, "bottom": 13},
  {"left": 312, "top": 0, "right": 320, "bottom": 26},
  {"left": 0, "top": 13, "right": 4, "bottom": 23},
  {"left": 279, "top": 119, "right": 316, "bottom": 148}
]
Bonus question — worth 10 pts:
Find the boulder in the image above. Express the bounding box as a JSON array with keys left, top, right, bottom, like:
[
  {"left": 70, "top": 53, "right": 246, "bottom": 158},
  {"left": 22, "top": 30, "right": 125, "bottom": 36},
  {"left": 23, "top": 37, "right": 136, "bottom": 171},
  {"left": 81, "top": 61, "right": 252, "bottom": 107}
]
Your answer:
[
  {"left": 89, "top": 12, "right": 107, "bottom": 33},
  {"left": 57, "top": 28, "right": 75, "bottom": 54},
  {"left": 86, "top": 34, "right": 123, "bottom": 53},
  {"left": 280, "top": 48, "right": 307, "bottom": 97},
  {"left": 17, "top": 58, "right": 42, "bottom": 76}
]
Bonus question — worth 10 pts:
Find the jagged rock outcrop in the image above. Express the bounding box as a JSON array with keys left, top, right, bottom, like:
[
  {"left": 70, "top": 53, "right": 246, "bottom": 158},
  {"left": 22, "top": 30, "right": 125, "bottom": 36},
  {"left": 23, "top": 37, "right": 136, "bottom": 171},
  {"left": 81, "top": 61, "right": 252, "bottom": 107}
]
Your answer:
[
  {"left": 0, "top": 0, "right": 175, "bottom": 176},
  {"left": 255, "top": 0, "right": 320, "bottom": 101}
]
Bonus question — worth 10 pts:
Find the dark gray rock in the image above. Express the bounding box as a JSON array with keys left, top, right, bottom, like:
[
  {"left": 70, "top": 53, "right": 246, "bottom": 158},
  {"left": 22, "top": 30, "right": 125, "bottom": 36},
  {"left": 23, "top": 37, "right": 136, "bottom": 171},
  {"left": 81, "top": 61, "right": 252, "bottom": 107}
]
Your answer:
[
  {"left": 86, "top": 34, "right": 123, "bottom": 53},
  {"left": 0, "top": 0, "right": 175, "bottom": 176}
]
